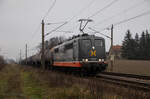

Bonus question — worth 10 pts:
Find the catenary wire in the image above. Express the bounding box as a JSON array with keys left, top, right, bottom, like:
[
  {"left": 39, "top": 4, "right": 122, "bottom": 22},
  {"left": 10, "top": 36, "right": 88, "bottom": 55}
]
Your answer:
[
  {"left": 45, "top": 22, "right": 68, "bottom": 36},
  {"left": 114, "top": 10, "right": 150, "bottom": 26},
  {"left": 30, "top": 23, "right": 41, "bottom": 39},
  {"left": 88, "top": 0, "right": 119, "bottom": 18},
  {"left": 93, "top": 0, "right": 146, "bottom": 27},
  {"left": 89, "top": 27, "right": 111, "bottom": 38},
  {"left": 45, "top": 0, "right": 96, "bottom": 36},
  {"left": 67, "top": 0, "right": 96, "bottom": 22},
  {"left": 26, "top": 0, "right": 57, "bottom": 55},
  {"left": 43, "top": 0, "right": 56, "bottom": 20},
  {"left": 97, "top": 10, "right": 150, "bottom": 32}
]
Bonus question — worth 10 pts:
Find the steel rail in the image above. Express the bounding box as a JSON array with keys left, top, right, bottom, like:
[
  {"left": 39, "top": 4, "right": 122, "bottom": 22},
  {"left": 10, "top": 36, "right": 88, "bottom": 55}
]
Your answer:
[
  {"left": 96, "top": 72, "right": 150, "bottom": 92},
  {"left": 101, "top": 72, "right": 150, "bottom": 80}
]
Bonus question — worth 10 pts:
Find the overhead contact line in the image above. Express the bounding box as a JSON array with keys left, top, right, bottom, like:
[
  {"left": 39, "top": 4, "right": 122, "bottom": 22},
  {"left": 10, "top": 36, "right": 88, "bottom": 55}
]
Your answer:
[
  {"left": 88, "top": 0, "right": 119, "bottom": 18},
  {"left": 93, "top": 0, "right": 147, "bottom": 27}
]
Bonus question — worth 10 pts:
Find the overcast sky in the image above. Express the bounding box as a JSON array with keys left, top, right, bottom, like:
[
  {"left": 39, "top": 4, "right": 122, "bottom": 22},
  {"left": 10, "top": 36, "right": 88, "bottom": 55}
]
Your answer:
[{"left": 0, "top": 0, "right": 150, "bottom": 60}]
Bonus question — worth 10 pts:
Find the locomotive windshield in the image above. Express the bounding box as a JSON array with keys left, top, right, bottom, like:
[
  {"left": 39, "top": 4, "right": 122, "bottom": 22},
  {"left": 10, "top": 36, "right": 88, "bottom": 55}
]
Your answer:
[
  {"left": 82, "top": 39, "right": 91, "bottom": 48},
  {"left": 95, "top": 39, "right": 103, "bottom": 47}
]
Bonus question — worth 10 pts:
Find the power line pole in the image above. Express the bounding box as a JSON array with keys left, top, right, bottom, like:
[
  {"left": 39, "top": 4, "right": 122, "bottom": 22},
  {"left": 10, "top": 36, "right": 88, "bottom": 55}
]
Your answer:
[
  {"left": 111, "top": 24, "right": 113, "bottom": 49},
  {"left": 19, "top": 49, "right": 22, "bottom": 64},
  {"left": 41, "top": 20, "right": 45, "bottom": 69},
  {"left": 110, "top": 24, "right": 114, "bottom": 72},
  {"left": 25, "top": 44, "right": 27, "bottom": 64}
]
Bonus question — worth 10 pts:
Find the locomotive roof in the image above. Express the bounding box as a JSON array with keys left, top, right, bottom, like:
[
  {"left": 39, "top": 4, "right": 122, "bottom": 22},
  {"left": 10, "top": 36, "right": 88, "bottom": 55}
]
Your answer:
[{"left": 52, "top": 34, "right": 104, "bottom": 49}]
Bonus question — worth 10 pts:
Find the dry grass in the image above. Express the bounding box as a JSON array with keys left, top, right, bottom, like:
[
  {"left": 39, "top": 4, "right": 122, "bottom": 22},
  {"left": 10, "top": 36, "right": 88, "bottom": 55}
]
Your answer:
[
  {"left": 0, "top": 64, "right": 4, "bottom": 71},
  {"left": 20, "top": 67, "right": 95, "bottom": 99},
  {"left": 0, "top": 64, "right": 24, "bottom": 98},
  {"left": 107, "top": 59, "right": 150, "bottom": 76},
  {"left": 0, "top": 64, "right": 150, "bottom": 99}
]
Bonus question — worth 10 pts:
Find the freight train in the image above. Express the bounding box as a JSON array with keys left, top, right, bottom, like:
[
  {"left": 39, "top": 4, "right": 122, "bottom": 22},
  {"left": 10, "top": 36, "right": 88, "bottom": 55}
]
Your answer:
[{"left": 22, "top": 34, "right": 108, "bottom": 74}]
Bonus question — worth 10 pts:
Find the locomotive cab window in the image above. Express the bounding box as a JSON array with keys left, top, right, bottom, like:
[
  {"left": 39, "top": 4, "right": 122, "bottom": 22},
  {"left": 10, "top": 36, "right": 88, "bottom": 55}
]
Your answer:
[
  {"left": 82, "top": 39, "right": 91, "bottom": 47},
  {"left": 95, "top": 39, "right": 103, "bottom": 47}
]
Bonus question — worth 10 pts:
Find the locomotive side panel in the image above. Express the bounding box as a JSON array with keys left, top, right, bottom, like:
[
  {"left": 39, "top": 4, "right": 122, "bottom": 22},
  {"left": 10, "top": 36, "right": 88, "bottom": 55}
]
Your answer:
[
  {"left": 53, "top": 42, "right": 74, "bottom": 61},
  {"left": 73, "top": 40, "right": 79, "bottom": 61}
]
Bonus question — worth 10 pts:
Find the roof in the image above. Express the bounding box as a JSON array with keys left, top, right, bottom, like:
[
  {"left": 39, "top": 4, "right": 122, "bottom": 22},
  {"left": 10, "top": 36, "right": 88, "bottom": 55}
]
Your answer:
[
  {"left": 53, "top": 34, "right": 104, "bottom": 49},
  {"left": 112, "top": 45, "right": 122, "bottom": 51}
]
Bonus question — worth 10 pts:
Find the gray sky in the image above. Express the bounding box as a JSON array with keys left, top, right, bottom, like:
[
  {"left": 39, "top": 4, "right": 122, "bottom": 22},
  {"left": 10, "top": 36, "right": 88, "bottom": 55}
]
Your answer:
[{"left": 0, "top": 0, "right": 150, "bottom": 60}]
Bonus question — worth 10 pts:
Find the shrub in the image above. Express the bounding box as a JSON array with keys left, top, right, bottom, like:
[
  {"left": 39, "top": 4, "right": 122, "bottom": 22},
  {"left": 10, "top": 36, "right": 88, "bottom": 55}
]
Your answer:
[{"left": 0, "top": 55, "right": 5, "bottom": 70}]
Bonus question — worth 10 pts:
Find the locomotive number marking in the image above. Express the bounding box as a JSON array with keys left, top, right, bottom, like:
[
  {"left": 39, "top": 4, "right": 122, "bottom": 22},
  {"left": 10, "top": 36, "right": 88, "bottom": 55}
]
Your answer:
[{"left": 90, "top": 50, "right": 96, "bottom": 56}]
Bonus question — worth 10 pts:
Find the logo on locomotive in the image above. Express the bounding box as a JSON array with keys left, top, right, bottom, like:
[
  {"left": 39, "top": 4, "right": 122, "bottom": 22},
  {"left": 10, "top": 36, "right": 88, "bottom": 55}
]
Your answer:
[{"left": 90, "top": 50, "right": 96, "bottom": 56}]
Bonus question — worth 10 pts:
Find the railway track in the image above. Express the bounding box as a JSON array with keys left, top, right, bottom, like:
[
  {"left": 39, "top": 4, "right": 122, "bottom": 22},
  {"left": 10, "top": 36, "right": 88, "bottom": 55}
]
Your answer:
[{"left": 96, "top": 72, "right": 150, "bottom": 92}]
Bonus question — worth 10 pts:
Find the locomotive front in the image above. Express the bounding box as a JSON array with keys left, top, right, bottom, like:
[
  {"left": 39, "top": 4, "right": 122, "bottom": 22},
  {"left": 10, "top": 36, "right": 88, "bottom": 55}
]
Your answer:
[{"left": 79, "top": 35, "right": 108, "bottom": 73}]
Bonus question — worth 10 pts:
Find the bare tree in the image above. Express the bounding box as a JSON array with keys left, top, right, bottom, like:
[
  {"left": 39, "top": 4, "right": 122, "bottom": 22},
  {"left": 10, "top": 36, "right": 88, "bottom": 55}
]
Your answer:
[{"left": 36, "top": 36, "right": 66, "bottom": 53}]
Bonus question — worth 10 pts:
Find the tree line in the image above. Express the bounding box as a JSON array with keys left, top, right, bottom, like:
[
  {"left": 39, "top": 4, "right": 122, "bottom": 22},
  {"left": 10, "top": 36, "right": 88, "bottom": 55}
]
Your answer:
[{"left": 122, "top": 30, "right": 150, "bottom": 60}]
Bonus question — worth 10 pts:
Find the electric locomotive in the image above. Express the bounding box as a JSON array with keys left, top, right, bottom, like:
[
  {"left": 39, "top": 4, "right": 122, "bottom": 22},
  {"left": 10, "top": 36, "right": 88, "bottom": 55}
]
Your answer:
[{"left": 48, "top": 34, "right": 108, "bottom": 74}]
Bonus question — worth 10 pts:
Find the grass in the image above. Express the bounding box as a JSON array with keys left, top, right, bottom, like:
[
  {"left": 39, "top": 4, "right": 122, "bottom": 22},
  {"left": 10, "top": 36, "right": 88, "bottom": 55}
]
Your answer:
[
  {"left": 21, "top": 72, "right": 44, "bottom": 99},
  {"left": 0, "top": 64, "right": 95, "bottom": 99},
  {"left": 20, "top": 68, "right": 95, "bottom": 99},
  {"left": 107, "top": 59, "right": 150, "bottom": 76},
  {"left": 0, "top": 64, "right": 149, "bottom": 99},
  {"left": 0, "top": 64, "right": 23, "bottom": 98}
]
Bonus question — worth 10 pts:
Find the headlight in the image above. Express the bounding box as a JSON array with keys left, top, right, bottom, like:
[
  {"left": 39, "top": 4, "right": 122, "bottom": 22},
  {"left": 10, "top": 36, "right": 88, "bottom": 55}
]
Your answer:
[
  {"left": 99, "top": 59, "right": 104, "bottom": 62},
  {"left": 99, "top": 59, "right": 102, "bottom": 62},
  {"left": 85, "top": 59, "right": 88, "bottom": 62},
  {"left": 82, "top": 59, "right": 88, "bottom": 62}
]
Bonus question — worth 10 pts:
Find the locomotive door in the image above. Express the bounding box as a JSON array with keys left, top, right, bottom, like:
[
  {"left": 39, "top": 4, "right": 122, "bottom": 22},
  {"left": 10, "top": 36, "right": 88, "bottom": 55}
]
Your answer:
[
  {"left": 81, "top": 39, "right": 92, "bottom": 58},
  {"left": 94, "top": 39, "right": 105, "bottom": 58}
]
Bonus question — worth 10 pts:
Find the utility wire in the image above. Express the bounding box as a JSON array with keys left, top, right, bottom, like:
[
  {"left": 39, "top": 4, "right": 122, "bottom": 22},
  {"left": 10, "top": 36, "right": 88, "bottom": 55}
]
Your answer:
[
  {"left": 67, "top": 0, "right": 96, "bottom": 22},
  {"left": 45, "top": 0, "right": 96, "bottom": 36},
  {"left": 24, "top": 23, "right": 41, "bottom": 55},
  {"left": 45, "top": 22, "right": 68, "bottom": 36},
  {"left": 114, "top": 10, "right": 150, "bottom": 26},
  {"left": 27, "top": 0, "right": 56, "bottom": 54},
  {"left": 93, "top": 0, "right": 146, "bottom": 27},
  {"left": 64, "top": 0, "right": 96, "bottom": 34},
  {"left": 54, "top": 30, "right": 73, "bottom": 33},
  {"left": 88, "top": 0, "right": 119, "bottom": 18},
  {"left": 98, "top": 10, "right": 150, "bottom": 32},
  {"left": 89, "top": 27, "right": 111, "bottom": 38},
  {"left": 43, "top": 0, "right": 56, "bottom": 20},
  {"left": 46, "top": 21, "right": 67, "bottom": 25},
  {"left": 30, "top": 23, "right": 41, "bottom": 39}
]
